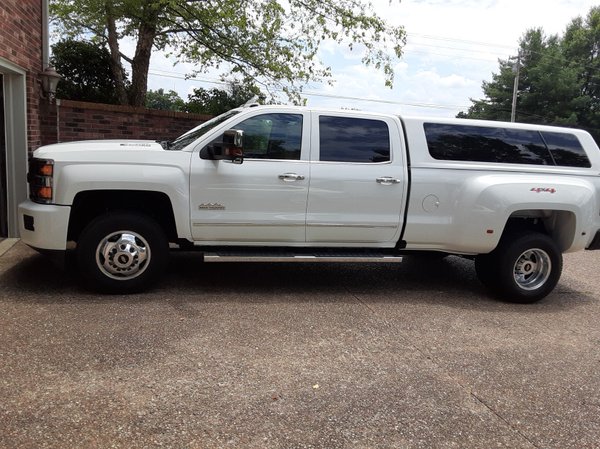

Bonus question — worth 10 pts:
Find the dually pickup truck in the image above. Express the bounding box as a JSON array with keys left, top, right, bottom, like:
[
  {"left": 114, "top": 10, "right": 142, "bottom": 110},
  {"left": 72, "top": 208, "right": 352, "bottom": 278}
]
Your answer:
[{"left": 19, "top": 104, "right": 600, "bottom": 302}]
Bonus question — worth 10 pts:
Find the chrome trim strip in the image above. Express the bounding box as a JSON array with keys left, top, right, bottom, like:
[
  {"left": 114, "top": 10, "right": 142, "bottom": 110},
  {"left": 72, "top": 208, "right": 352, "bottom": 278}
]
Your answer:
[
  {"left": 307, "top": 223, "right": 398, "bottom": 229},
  {"left": 203, "top": 254, "right": 403, "bottom": 263},
  {"left": 192, "top": 222, "right": 303, "bottom": 227},
  {"left": 193, "top": 222, "right": 398, "bottom": 229},
  {"left": 198, "top": 238, "right": 304, "bottom": 243}
]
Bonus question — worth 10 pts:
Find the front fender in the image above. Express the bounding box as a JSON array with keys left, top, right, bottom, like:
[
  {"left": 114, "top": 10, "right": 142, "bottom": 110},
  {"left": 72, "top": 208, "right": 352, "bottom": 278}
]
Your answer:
[{"left": 54, "top": 162, "right": 191, "bottom": 240}]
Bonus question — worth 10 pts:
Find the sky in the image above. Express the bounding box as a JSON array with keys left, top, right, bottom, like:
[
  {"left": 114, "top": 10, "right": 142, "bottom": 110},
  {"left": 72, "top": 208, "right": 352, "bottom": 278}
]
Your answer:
[{"left": 142, "top": 0, "right": 600, "bottom": 118}]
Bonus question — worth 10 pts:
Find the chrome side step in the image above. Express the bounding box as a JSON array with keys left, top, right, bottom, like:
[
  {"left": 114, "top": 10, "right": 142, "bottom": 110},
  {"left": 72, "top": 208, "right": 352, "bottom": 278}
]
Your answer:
[{"left": 203, "top": 253, "right": 403, "bottom": 263}]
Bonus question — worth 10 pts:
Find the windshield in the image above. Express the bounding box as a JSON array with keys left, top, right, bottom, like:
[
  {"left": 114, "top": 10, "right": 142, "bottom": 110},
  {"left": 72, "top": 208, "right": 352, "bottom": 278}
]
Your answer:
[{"left": 168, "top": 109, "right": 241, "bottom": 151}]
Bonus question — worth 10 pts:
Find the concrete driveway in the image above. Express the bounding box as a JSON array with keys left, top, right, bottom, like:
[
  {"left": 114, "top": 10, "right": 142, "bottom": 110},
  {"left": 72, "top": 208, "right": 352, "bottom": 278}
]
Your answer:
[{"left": 1, "top": 241, "right": 599, "bottom": 448}]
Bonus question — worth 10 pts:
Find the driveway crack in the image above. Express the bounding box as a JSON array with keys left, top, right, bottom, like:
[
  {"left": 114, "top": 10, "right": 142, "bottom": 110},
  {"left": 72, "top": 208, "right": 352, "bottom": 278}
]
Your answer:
[{"left": 347, "top": 287, "right": 539, "bottom": 449}]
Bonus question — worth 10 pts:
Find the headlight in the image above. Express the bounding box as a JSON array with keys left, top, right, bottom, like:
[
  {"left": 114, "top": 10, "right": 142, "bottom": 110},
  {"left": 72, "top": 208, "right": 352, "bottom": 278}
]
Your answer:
[{"left": 28, "top": 158, "right": 54, "bottom": 204}]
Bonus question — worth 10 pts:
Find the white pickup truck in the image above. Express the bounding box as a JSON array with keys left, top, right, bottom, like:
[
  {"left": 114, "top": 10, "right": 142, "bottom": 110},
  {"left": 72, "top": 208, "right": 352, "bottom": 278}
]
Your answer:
[{"left": 19, "top": 105, "right": 600, "bottom": 302}]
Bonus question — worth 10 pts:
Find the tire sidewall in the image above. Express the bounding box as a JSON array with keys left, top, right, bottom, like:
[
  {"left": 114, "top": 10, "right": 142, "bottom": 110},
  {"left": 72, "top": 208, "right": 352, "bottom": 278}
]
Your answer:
[
  {"left": 494, "top": 233, "right": 562, "bottom": 303},
  {"left": 77, "top": 212, "right": 169, "bottom": 293}
]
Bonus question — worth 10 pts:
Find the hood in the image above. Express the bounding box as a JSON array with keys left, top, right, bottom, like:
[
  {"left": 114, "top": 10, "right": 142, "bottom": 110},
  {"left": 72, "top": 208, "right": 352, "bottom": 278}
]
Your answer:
[{"left": 34, "top": 140, "right": 165, "bottom": 158}]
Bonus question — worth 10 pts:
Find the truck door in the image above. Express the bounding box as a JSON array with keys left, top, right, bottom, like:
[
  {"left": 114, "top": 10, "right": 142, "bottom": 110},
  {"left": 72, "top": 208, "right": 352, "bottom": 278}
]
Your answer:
[
  {"left": 306, "top": 112, "right": 407, "bottom": 244},
  {"left": 189, "top": 110, "right": 310, "bottom": 243}
]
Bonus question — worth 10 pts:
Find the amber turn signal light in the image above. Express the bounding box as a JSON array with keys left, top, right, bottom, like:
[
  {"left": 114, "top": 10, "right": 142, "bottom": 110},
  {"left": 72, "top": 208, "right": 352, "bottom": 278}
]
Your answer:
[
  {"left": 36, "top": 186, "right": 53, "bottom": 200},
  {"left": 38, "top": 164, "right": 53, "bottom": 176}
]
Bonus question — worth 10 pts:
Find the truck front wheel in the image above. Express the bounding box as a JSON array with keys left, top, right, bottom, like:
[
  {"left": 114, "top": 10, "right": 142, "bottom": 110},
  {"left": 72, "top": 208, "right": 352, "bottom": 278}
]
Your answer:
[
  {"left": 77, "top": 212, "right": 169, "bottom": 293},
  {"left": 475, "top": 232, "right": 562, "bottom": 303}
]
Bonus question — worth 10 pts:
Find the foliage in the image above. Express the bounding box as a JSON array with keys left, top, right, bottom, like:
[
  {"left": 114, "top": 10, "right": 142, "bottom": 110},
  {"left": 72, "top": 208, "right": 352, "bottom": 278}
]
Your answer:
[
  {"left": 51, "top": 39, "right": 126, "bottom": 104},
  {"left": 185, "top": 80, "right": 264, "bottom": 115},
  {"left": 458, "top": 7, "right": 600, "bottom": 141},
  {"left": 50, "top": 0, "right": 405, "bottom": 106},
  {"left": 51, "top": 36, "right": 261, "bottom": 113},
  {"left": 145, "top": 88, "right": 185, "bottom": 111}
]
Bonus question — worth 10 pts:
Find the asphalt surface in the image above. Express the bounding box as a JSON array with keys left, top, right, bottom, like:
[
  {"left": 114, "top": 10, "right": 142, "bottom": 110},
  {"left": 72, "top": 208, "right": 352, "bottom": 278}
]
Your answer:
[{"left": 1, "top": 241, "right": 599, "bottom": 449}]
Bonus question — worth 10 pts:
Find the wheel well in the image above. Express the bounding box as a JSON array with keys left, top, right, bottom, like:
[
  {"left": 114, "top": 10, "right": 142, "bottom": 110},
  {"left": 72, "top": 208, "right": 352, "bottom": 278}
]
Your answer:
[
  {"left": 503, "top": 215, "right": 546, "bottom": 235},
  {"left": 503, "top": 210, "right": 576, "bottom": 252},
  {"left": 67, "top": 190, "right": 178, "bottom": 243}
]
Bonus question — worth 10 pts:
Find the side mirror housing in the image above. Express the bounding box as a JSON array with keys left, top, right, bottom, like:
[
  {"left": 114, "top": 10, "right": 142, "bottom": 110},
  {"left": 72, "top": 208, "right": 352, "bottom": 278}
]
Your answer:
[{"left": 200, "top": 129, "right": 244, "bottom": 164}]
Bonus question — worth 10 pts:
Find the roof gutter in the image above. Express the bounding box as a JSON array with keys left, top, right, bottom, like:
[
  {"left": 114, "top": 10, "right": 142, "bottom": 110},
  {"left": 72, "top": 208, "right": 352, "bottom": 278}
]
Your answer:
[{"left": 42, "top": 0, "right": 49, "bottom": 68}]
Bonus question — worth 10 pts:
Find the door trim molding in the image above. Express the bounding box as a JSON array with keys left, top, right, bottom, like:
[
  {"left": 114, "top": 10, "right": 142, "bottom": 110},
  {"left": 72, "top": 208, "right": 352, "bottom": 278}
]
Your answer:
[{"left": 0, "top": 58, "right": 29, "bottom": 237}]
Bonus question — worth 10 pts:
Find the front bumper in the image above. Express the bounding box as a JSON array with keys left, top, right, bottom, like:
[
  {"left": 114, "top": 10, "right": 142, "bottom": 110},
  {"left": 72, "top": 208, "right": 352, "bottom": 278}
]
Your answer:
[{"left": 18, "top": 200, "right": 71, "bottom": 251}]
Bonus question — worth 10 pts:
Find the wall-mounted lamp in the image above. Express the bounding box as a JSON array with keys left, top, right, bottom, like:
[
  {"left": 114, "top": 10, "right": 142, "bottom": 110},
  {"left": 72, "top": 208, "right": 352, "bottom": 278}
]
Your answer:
[{"left": 40, "top": 66, "right": 61, "bottom": 101}]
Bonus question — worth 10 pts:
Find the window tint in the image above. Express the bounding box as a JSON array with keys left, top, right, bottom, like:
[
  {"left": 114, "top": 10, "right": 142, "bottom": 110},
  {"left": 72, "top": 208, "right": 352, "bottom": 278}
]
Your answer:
[
  {"left": 541, "top": 131, "right": 591, "bottom": 168},
  {"left": 319, "top": 116, "right": 390, "bottom": 163},
  {"left": 425, "top": 123, "right": 553, "bottom": 165},
  {"left": 229, "top": 113, "right": 303, "bottom": 160}
]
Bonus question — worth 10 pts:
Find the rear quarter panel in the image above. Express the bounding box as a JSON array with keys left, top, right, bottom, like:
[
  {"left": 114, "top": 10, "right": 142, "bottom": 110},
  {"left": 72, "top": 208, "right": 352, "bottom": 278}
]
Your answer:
[{"left": 401, "top": 118, "right": 600, "bottom": 254}]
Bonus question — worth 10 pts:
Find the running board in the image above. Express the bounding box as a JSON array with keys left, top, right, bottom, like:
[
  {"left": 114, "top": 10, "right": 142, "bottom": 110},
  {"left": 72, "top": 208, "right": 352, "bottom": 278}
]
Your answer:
[{"left": 203, "top": 252, "right": 403, "bottom": 263}]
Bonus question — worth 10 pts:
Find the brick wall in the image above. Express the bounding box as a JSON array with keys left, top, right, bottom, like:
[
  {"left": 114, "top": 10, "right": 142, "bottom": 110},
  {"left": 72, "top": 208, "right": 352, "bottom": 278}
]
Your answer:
[
  {"left": 0, "top": 0, "right": 44, "bottom": 150},
  {"left": 41, "top": 99, "right": 213, "bottom": 145}
]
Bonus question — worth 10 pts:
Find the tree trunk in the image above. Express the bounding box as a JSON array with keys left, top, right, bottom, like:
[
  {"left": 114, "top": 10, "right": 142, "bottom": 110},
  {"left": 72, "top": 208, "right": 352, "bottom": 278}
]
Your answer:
[
  {"left": 105, "top": 2, "right": 129, "bottom": 105},
  {"left": 129, "top": 0, "right": 165, "bottom": 107},
  {"left": 129, "top": 20, "right": 157, "bottom": 106}
]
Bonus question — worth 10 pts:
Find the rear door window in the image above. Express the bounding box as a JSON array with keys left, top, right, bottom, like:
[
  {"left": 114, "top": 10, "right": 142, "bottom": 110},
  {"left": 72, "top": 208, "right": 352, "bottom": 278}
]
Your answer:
[{"left": 319, "top": 116, "right": 390, "bottom": 163}]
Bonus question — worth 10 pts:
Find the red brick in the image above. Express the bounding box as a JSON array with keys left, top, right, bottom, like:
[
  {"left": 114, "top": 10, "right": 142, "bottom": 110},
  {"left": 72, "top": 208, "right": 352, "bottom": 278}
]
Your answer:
[
  {"left": 0, "top": 1, "right": 43, "bottom": 152},
  {"left": 41, "top": 99, "right": 213, "bottom": 145}
]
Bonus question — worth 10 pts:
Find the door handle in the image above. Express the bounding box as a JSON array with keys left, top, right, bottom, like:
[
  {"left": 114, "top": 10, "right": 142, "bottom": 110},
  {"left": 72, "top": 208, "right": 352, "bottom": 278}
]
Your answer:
[
  {"left": 376, "top": 176, "right": 401, "bottom": 185},
  {"left": 278, "top": 173, "right": 305, "bottom": 182}
]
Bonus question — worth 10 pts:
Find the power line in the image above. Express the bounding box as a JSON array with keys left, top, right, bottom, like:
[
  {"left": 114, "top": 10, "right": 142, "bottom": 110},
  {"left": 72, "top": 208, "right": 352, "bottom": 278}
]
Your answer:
[
  {"left": 405, "top": 40, "right": 512, "bottom": 58},
  {"left": 404, "top": 48, "right": 501, "bottom": 63},
  {"left": 300, "top": 91, "right": 470, "bottom": 110},
  {"left": 145, "top": 33, "right": 522, "bottom": 112},
  {"left": 404, "top": 31, "right": 600, "bottom": 75},
  {"left": 147, "top": 69, "right": 471, "bottom": 111},
  {"left": 405, "top": 32, "right": 516, "bottom": 51},
  {"left": 148, "top": 69, "right": 227, "bottom": 86}
]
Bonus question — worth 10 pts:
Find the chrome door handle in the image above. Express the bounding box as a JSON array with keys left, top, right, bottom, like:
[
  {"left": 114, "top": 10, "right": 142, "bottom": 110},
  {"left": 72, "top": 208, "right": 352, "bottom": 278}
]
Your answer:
[
  {"left": 376, "top": 177, "right": 401, "bottom": 185},
  {"left": 278, "top": 173, "right": 305, "bottom": 182}
]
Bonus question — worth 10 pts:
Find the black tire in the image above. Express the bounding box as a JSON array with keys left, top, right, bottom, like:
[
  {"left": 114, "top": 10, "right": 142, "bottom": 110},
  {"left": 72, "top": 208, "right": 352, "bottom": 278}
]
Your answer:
[
  {"left": 474, "top": 253, "right": 497, "bottom": 290},
  {"left": 77, "top": 212, "right": 169, "bottom": 293},
  {"left": 475, "top": 232, "right": 562, "bottom": 303},
  {"left": 411, "top": 251, "right": 449, "bottom": 261}
]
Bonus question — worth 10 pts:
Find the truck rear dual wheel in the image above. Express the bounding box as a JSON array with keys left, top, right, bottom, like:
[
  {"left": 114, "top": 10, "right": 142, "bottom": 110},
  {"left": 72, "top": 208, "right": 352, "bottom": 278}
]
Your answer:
[
  {"left": 475, "top": 232, "right": 562, "bottom": 303},
  {"left": 77, "top": 212, "right": 169, "bottom": 293}
]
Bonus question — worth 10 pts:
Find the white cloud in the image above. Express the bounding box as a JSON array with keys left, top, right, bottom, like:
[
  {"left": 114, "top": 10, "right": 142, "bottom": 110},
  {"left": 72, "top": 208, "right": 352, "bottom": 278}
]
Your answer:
[
  {"left": 141, "top": 0, "right": 599, "bottom": 117},
  {"left": 414, "top": 71, "right": 477, "bottom": 88},
  {"left": 308, "top": 0, "right": 599, "bottom": 117}
]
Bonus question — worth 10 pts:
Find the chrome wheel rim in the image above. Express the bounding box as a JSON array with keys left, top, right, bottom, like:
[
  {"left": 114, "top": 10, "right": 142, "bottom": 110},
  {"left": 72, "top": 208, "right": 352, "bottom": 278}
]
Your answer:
[
  {"left": 513, "top": 248, "right": 551, "bottom": 291},
  {"left": 95, "top": 231, "right": 150, "bottom": 280}
]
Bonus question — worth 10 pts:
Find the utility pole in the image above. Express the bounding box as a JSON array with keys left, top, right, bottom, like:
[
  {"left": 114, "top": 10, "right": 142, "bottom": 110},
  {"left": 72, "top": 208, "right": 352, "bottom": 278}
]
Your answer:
[{"left": 510, "top": 51, "right": 521, "bottom": 122}]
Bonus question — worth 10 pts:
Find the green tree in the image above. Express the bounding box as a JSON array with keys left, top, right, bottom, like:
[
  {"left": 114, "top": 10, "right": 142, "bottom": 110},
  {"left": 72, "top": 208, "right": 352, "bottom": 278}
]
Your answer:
[
  {"left": 459, "top": 29, "right": 582, "bottom": 123},
  {"left": 145, "top": 88, "right": 185, "bottom": 111},
  {"left": 51, "top": 39, "right": 127, "bottom": 104},
  {"left": 458, "top": 9, "right": 600, "bottom": 141},
  {"left": 185, "top": 80, "right": 264, "bottom": 115},
  {"left": 561, "top": 6, "right": 600, "bottom": 135},
  {"left": 50, "top": 0, "right": 405, "bottom": 106}
]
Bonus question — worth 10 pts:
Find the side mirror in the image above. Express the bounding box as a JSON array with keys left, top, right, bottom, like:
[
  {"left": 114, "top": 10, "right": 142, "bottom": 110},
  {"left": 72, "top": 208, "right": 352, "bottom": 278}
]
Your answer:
[
  {"left": 222, "top": 129, "right": 244, "bottom": 164},
  {"left": 200, "top": 129, "right": 244, "bottom": 164}
]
